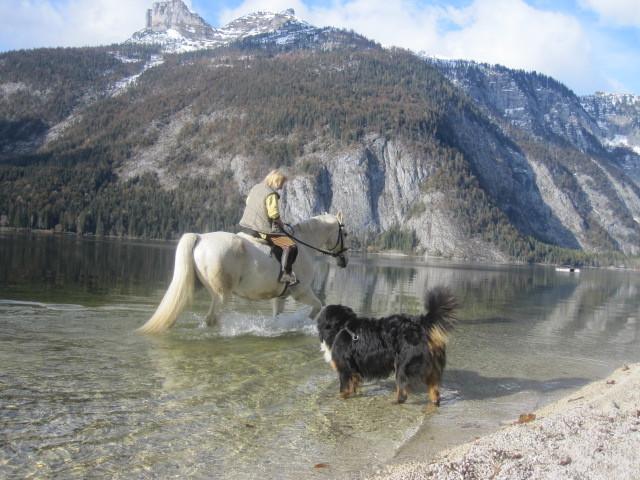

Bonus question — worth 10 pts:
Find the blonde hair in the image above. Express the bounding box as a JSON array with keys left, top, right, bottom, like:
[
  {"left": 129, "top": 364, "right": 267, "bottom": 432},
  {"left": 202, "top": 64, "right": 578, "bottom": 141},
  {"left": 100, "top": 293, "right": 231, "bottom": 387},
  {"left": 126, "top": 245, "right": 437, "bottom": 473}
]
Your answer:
[{"left": 264, "top": 169, "right": 287, "bottom": 189}]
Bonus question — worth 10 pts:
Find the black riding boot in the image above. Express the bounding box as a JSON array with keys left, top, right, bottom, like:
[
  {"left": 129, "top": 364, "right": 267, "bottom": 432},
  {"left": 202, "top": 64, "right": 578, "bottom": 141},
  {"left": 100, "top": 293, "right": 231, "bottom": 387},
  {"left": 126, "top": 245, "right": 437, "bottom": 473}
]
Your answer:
[{"left": 279, "top": 246, "right": 298, "bottom": 285}]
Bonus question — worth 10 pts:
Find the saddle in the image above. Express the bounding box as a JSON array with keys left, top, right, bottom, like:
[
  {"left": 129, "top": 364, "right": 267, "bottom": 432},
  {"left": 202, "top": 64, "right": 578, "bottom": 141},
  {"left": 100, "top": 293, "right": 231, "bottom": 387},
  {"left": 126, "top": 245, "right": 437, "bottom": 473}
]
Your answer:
[
  {"left": 236, "top": 232, "right": 295, "bottom": 268},
  {"left": 237, "top": 232, "right": 298, "bottom": 285},
  {"left": 237, "top": 231, "right": 270, "bottom": 247}
]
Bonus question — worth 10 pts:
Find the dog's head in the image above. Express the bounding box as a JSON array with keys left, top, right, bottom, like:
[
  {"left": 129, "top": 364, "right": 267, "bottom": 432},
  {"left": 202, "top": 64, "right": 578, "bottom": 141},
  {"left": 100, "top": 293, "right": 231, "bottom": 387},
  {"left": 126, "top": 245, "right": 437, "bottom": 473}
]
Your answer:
[{"left": 316, "top": 304, "right": 357, "bottom": 346}]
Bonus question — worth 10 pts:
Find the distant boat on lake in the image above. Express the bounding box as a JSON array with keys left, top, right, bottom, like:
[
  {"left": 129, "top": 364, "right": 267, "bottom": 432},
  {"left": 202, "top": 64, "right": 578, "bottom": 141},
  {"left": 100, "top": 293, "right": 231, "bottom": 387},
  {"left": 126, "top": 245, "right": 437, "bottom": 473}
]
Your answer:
[{"left": 556, "top": 266, "right": 581, "bottom": 273}]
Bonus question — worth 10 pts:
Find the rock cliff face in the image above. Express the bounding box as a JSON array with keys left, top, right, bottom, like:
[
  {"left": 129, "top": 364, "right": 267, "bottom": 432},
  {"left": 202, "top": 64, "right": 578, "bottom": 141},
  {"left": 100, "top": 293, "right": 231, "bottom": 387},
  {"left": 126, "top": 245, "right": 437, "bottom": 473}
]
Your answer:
[
  {"left": 146, "top": 0, "right": 216, "bottom": 39},
  {"left": 430, "top": 59, "right": 605, "bottom": 154},
  {"left": 580, "top": 92, "right": 640, "bottom": 182},
  {"left": 282, "top": 136, "right": 433, "bottom": 231},
  {"left": 218, "top": 9, "right": 306, "bottom": 40},
  {"left": 581, "top": 92, "right": 640, "bottom": 152},
  {"left": 427, "top": 58, "right": 640, "bottom": 255}
]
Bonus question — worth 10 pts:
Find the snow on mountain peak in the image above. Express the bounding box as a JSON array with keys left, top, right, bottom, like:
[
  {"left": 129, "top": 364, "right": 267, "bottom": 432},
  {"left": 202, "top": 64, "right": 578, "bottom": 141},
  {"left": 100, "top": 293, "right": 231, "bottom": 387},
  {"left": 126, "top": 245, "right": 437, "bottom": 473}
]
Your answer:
[{"left": 127, "top": 1, "right": 311, "bottom": 53}]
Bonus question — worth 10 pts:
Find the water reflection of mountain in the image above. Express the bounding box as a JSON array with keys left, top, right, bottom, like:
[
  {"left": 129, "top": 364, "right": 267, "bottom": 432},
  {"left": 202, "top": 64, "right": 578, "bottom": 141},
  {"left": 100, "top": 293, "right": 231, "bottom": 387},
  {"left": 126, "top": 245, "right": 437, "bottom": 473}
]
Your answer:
[
  {"left": 532, "top": 274, "right": 640, "bottom": 347},
  {"left": 315, "top": 256, "right": 640, "bottom": 352},
  {"left": 0, "top": 233, "right": 174, "bottom": 296},
  {"left": 315, "top": 255, "right": 561, "bottom": 318},
  {"left": 3, "top": 234, "right": 639, "bottom": 349}
]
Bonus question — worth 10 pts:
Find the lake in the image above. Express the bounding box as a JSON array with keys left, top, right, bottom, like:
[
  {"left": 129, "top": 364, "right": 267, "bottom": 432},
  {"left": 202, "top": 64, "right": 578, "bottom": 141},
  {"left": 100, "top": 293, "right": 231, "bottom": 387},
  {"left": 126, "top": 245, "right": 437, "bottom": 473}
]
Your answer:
[{"left": 1, "top": 232, "right": 639, "bottom": 479}]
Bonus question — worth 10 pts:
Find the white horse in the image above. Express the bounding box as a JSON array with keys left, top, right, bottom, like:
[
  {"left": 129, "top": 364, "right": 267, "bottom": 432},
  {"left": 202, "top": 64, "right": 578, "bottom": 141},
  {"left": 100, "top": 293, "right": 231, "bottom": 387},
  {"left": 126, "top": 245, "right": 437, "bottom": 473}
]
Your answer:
[{"left": 137, "top": 213, "right": 348, "bottom": 334}]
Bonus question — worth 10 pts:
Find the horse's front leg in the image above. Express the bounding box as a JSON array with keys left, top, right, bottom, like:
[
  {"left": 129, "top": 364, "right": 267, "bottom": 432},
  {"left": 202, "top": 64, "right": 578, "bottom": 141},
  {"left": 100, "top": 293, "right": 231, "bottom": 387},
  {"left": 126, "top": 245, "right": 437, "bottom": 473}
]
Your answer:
[
  {"left": 290, "top": 286, "right": 323, "bottom": 319},
  {"left": 272, "top": 297, "right": 285, "bottom": 317}
]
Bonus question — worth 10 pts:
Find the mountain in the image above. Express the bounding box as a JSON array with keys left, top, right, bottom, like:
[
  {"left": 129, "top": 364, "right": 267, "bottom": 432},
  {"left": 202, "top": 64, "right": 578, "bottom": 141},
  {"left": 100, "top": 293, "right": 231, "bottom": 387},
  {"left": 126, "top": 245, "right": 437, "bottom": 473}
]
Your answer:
[
  {"left": 128, "top": 4, "right": 318, "bottom": 53},
  {"left": 426, "top": 57, "right": 640, "bottom": 250},
  {"left": 1, "top": 0, "right": 639, "bottom": 265},
  {"left": 429, "top": 58, "right": 640, "bottom": 184},
  {"left": 428, "top": 59, "right": 605, "bottom": 153}
]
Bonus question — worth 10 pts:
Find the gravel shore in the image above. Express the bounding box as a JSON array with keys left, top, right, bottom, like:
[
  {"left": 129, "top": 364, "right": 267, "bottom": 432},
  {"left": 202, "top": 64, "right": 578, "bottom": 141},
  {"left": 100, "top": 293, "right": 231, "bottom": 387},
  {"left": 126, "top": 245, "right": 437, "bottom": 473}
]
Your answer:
[{"left": 371, "top": 363, "right": 640, "bottom": 480}]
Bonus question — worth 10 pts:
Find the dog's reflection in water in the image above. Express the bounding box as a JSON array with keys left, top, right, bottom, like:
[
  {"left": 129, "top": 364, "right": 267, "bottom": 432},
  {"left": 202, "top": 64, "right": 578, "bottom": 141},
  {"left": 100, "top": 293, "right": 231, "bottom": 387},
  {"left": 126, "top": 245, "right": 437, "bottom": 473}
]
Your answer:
[{"left": 316, "top": 288, "right": 457, "bottom": 405}]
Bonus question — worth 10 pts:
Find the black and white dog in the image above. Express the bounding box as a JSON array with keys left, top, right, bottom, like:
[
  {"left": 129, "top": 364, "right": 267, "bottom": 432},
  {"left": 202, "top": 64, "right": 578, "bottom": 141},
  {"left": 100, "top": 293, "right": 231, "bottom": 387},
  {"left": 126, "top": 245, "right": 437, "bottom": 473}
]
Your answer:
[{"left": 316, "top": 288, "right": 457, "bottom": 405}]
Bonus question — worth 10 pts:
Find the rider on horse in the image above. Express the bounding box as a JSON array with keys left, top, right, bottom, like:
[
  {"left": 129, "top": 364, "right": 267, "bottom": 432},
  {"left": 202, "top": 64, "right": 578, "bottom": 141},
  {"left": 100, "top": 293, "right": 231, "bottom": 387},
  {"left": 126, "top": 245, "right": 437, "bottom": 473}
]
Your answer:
[{"left": 239, "top": 170, "right": 299, "bottom": 286}]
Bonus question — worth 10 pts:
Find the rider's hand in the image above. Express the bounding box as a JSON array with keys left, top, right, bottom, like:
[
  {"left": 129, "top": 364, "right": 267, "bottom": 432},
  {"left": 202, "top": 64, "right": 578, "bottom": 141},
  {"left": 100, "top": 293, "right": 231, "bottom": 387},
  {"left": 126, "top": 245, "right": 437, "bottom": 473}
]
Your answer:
[{"left": 273, "top": 218, "right": 285, "bottom": 232}]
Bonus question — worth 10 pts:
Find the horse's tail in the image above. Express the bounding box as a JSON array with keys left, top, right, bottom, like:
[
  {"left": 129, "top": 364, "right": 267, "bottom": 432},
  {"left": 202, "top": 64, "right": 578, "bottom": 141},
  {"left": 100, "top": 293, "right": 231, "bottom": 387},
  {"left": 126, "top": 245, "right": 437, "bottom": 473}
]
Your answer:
[{"left": 137, "top": 233, "right": 199, "bottom": 334}]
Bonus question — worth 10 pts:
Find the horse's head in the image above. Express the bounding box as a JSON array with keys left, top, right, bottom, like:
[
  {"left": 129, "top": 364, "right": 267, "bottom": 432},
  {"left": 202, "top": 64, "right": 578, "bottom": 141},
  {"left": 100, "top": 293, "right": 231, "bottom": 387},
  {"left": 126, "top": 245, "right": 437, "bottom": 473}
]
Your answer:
[{"left": 292, "top": 212, "right": 349, "bottom": 267}]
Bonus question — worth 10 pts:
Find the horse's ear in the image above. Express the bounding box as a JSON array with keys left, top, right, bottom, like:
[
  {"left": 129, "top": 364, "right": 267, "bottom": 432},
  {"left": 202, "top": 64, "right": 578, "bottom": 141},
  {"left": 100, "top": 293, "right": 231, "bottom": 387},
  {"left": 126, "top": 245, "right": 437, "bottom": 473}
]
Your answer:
[{"left": 336, "top": 211, "right": 344, "bottom": 224}]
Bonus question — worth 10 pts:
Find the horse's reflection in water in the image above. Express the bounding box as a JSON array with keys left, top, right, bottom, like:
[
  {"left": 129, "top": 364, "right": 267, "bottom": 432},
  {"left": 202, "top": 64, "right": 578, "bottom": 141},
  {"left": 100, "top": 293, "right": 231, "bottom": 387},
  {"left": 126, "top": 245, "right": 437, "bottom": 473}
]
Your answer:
[{"left": 138, "top": 213, "right": 348, "bottom": 334}]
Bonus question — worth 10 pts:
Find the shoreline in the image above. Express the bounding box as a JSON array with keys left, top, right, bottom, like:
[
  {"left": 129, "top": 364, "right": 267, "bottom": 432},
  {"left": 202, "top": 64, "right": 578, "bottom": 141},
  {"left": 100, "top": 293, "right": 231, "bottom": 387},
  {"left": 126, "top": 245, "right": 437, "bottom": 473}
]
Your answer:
[
  {"left": 370, "top": 363, "right": 640, "bottom": 479},
  {"left": 2, "top": 228, "right": 639, "bottom": 270}
]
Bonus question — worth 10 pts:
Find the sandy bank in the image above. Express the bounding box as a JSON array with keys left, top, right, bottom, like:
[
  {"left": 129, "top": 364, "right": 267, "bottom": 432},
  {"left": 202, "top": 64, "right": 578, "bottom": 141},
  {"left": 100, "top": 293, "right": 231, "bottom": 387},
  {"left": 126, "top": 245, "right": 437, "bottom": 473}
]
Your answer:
[{"left": 371, "top": 363, "right": 640, "bottom": 480}]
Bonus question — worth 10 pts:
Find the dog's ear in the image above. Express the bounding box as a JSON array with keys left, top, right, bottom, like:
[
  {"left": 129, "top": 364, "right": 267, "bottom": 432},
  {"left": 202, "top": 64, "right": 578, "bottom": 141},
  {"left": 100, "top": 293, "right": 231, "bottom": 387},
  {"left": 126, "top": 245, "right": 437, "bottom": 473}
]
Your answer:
[
  {"left": 322, "top": 305, "right": 355, "bottom": 321},
  {"left": 323, "top": 305, "right": 356, "bottom": 331},
  {"left": 317, "top": 304, "right": 355, "bottom": 341},
  {"left": 343, "top": 305, "right": 356, "bottom": 319},
  {"left": 315, "top": 306, "right": 328, "bottom": 325}
]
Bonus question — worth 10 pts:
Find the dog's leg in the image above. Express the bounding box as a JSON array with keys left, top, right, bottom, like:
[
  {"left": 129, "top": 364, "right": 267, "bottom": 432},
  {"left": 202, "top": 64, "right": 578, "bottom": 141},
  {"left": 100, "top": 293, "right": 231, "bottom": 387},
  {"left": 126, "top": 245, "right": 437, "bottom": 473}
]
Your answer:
[
  {"left": 426, "top": 371, "right": 441, "bottom": 406},
  {"left": 351, "top": 373, "right": 362, "bottom": 394},
  {"left": 339, "top": 370, "right": 356, "bottom": 399},
  {"left": 395, "top": 366, "right": 409, "bottom": 404}
]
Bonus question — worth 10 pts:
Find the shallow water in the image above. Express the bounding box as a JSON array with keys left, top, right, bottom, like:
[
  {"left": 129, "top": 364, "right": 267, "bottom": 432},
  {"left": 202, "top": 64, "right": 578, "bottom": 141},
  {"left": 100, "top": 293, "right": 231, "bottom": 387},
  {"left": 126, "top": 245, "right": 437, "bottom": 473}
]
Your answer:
[{"left": 1, "top": 232, "right": 639, "bottom": 478}]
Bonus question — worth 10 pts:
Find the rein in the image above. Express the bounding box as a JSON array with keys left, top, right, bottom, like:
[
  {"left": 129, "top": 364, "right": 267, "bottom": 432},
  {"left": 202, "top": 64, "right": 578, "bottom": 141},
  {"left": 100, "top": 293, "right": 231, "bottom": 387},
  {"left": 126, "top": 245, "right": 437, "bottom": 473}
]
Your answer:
[{"left": 284, "top": 221, "right": 348, "bottom": 258}]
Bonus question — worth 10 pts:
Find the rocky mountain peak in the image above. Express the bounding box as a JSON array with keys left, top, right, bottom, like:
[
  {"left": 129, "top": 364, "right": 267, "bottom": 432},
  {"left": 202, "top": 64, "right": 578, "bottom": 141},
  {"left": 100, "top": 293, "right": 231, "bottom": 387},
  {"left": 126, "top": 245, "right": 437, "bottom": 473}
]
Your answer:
[
  {"left": 129, "top": 3, "right": 313, "bottom": 53},
  {"left": 220, "top": 9, "right": 304, "bottom": 36},
  {"left": 145, "top": 0, "right": 216, "bottom": 40}
]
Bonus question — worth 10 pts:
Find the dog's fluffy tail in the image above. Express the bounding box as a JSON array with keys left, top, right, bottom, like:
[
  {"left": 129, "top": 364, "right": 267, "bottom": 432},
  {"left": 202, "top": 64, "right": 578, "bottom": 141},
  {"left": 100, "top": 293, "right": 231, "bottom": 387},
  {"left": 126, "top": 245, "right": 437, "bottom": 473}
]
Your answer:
[{"left": 422, "top": 287, "right": 457, "bottom": 350}]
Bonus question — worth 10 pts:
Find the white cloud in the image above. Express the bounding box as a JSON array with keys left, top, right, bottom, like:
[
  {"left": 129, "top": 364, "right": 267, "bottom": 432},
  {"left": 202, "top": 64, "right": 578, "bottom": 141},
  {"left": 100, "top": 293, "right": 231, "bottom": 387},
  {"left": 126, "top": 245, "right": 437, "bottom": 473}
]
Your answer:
[
  {"left": 221, "top": 0, "right": 599, "bottom": 93},
  {"left": 0, "top": 0, "right": 152, "bottom": 50},
  {"left": 435, "top": 0, "right": 596, "bottom": 92},
  {"left": 219, "top": 0, "right": 443, "bottom": 50},
  {"left": 579, "top": 0, "right": 640, "bottom": 27}
]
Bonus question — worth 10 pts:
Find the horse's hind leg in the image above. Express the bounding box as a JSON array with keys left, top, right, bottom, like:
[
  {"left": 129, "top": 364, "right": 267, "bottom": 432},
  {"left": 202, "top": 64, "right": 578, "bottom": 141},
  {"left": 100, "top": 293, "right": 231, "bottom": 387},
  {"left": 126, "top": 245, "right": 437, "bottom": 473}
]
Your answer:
[{"left": 205, "top": 295, "right": 220, "bottom": 327}]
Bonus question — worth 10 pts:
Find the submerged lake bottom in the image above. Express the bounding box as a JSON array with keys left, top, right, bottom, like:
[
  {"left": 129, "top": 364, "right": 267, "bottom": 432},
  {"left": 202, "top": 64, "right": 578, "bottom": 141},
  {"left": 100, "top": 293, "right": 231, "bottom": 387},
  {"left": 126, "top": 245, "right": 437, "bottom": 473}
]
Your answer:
[{"left": 1, "top": 233, "right": 639, "bottom": 478}]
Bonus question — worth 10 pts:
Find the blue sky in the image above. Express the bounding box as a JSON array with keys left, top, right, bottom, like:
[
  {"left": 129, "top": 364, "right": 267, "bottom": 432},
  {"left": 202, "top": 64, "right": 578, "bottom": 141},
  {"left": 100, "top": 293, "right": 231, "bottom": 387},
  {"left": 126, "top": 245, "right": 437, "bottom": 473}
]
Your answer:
[{"left": 1, "top": 0, "right": 639, "bottom": 95}]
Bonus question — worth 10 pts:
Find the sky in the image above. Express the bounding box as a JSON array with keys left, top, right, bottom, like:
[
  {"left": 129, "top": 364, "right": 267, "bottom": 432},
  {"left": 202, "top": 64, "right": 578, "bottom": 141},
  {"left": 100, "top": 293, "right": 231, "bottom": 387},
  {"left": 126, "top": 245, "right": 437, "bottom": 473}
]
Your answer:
[{"left": 1, "top": 0, "right": 639, "bottom": 96}]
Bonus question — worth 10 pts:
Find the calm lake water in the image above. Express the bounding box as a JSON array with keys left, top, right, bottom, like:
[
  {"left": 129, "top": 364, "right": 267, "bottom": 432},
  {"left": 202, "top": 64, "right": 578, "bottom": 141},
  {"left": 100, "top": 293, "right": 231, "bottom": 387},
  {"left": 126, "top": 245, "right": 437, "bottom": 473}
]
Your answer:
[{"left": 1, "top": 232, "right": 639, "bottom": 479}]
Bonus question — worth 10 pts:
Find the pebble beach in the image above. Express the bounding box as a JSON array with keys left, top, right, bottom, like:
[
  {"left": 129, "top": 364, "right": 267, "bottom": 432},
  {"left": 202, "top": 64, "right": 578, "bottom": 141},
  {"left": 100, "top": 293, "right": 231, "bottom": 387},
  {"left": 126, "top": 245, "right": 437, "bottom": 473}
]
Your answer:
[{"left": 371, "top": 363, "right": 640, "bottom": 480}]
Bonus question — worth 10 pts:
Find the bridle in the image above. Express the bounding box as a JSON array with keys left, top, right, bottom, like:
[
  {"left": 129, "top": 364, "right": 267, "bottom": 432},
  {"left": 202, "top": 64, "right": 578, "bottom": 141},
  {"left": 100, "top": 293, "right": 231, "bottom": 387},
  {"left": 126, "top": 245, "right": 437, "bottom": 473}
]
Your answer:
[{"left": 284, "top": 220, "right": 348, "bottom": 258}]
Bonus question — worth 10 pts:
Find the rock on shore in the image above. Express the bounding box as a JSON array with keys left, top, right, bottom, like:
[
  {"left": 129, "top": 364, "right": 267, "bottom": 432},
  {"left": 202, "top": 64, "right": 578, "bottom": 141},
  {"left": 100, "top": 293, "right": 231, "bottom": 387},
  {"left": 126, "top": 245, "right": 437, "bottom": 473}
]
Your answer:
[{"left": 371, "top": 364, "right": 640, "bottom": 480}]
